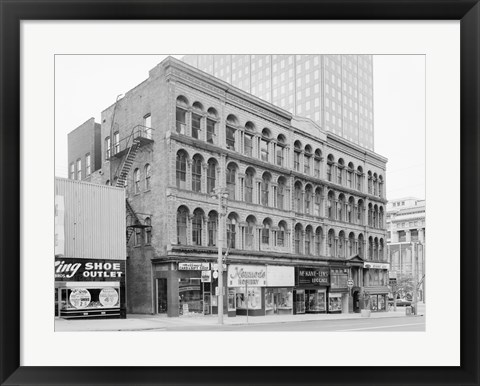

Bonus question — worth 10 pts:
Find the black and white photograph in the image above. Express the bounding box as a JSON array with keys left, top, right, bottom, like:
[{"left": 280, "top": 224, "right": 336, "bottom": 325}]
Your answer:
[{"left": 54, "top": 54, "right": 426, "bottom": 332}]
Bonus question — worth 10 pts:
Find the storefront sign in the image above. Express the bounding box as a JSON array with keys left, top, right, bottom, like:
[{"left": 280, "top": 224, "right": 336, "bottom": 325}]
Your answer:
[
  {"left": 178, "top": 262, "right": 210, "bottom": 270},
  {"left": 266, "top": 265, "right": 294, "bottom": 287},
  {"left": 211, "top": 263, "right": 227, "bottom": 271},
  {"left": 201, "top": 270, "right": 212, "bottom": 283},
  {"left": 69, "top": 288, "right": 91, "bottom": 309},
  {"left": 364, "top": 262, "right": 390, "bottom": 270},
  {"left": 296, "top": 267, "right": 329, "bottom": 286},
  {"left": 55, "top": 258, "right": 125, "bottom": 280},
  {"left": 228, "top": 265, "right": 267, "bottom": 287},
  {"left": 99, "top": 287, "right": 119, "bottom": 307}
]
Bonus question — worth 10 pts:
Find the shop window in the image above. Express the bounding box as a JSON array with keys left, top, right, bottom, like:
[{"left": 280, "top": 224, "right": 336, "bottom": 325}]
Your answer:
[
  {"left": 176, "top": 150, "right": 187, "bottom": 189},
  {"left": 144, "top": 164, "right": 151, "bottom": 190},
  {"left": 305, "top": 290, "right": 326, "bottom": 312}
]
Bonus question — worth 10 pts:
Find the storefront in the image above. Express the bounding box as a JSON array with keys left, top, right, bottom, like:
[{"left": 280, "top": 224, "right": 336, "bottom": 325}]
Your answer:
[
  {"left": 154, "top": 261, "right": 228, "bottom": 317},
  {"left": 265, "top": 266, "right": 294, "bottom": 316},
  {"left": 328, "top": 268, "right": 349, "bottom": 313},
  {"left": 294, "top": 267, "right": 329, "bottom": 314},
  {"left": 227, "top": 264, "right": 267, "bottom": 316},
  {"left": 363, "top": 262, "right": 390, "bottom": 312},
  {"left": 55, "top": 257, "right": 126, "bottom": 319}
]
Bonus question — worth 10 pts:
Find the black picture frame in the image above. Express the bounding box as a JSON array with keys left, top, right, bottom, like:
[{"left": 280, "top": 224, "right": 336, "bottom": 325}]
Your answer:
[{"left": 1, "top": 1, "right": 479, "bottom": 385}]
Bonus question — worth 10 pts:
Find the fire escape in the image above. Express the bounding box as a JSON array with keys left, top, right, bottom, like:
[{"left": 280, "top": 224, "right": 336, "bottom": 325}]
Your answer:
[{"left": 108, "top": 124, "right": 154, "bottom": 243}]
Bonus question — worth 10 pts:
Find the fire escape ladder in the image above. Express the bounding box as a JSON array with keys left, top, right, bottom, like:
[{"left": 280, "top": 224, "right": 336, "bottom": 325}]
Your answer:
[
  {"left": 115, "top": 138, "right": 141, "bottom": 188},
  {"left": 125, "top": 198, "right": 142, "bottom": 243}
]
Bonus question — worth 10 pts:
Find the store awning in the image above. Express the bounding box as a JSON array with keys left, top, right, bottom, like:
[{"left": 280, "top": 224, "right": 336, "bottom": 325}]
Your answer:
[{"left": 363, "top": 286, "right": 390, "bottom": 295}]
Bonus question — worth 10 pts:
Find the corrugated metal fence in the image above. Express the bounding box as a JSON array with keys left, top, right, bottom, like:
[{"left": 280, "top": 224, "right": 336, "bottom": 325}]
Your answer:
[{"left": 55, "top": 177, "right": 126, "bottom": 260}]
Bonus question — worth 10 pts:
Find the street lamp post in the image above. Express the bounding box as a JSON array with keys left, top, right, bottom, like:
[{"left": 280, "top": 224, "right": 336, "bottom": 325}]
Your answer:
[{"left": 213, "top": 187, "right": 228, "bottom": 324}]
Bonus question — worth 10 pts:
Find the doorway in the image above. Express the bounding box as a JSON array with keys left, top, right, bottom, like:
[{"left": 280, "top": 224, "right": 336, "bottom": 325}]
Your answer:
[
  {"left": 353, "top": 290, "right": 360, "bottom": 313},
  {"left": 156, "top": 278, "right": 167, "bottom": 314}
]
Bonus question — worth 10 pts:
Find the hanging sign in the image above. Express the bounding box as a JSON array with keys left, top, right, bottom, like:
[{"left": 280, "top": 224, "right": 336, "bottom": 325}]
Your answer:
[
  {"left": 201, "top": 271, "right": 212, "bottom": 283},
  {"left": 178, "top": 262, "right": 210, "bottom": 271}
]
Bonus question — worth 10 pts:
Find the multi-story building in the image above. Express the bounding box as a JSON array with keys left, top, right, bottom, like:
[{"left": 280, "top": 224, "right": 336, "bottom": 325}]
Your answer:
[
  {"left": 182, "top": 55, "right": 375, "bottom": 151},
  {"left": 386, "top": 197, "right": 426, "bottom": 300},
  {"left": 68, "top": 56, "right": 388, "bottom": 317}
]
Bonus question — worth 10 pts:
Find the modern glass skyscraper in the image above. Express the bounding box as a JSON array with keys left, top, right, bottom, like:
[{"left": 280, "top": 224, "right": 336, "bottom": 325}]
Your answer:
[{"left": 182, "top": 55, "right": 374, "bottom": 150}]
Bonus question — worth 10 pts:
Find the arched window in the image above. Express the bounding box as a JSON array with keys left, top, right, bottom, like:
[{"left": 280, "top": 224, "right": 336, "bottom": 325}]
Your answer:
[
  {"left": 144, "top": 164, "right": 151, "bottom": 190},
  {"left": 337, "top": 158, "right": 345, "bottom": 185},
  {"left": 374, "top": 237, "right": 379, "bottom": 260},
  {"left": 314, "top": 149, "right": 322, "bottom": 178},
  {"left": 328, "top": 191, "right": 335, "bottom": 220},
  {"left": 348, "top": 232, "right": 355, "bottom": 257},
  {"left": 373, "top": 204, "right": 378, "bottom": 228},
  {"left": 226, "top": 115, "right": 237, "bottom": 150},
  {"left": 192, "top": 155, "right": 202, "bottom": 192},
  {"left": 378, "top": 175, "right": 384, "bottom": 198},
  {"left": 206, "top": 108, "right": 218, "bottom": 144},
  {"left": 294, "top": 141, "right": 302, "bottom": 171},
  {"left": 305, "top": 226, "right": 313, "bottom": 255},
  {"left": 113, "top": 131, "right": 120, "bottom": 155},
  {"left": 358, "top": 234, "right": 364, "bottom": 257},
  {"left": 207, "top": 159, "right": 217, "bottom": 194},
  {"left": 338, "top": 231, "right": 345, "bottom": 258},
  {"left": 368, "top": 237, "right": 374, "bottom": 260},
  {"left": 338, "top": 194, "right": 346, "bottom": 221},
  {"left": 315, "top": 187, "right": 322, "bottom": 217},
  {"left": 347, "top": 162, "right": 355, "bottom": 188},
  {"left": 260, "top": 128, "right": 271, "bottom": 162},
  {"left": 261, "top": 173, "right": 271, "bottom": 206},
  {"left": 379, "top": 239, "right": 385, "bottom": 261},
  {"left": 327, "top": 154, "right": 335, "bottom": 182},
  {"left": 192, "top": 209, "right": 204, "bottom": 246},
  {"left": 294, "top": 224, "right": 303, "bottom": 254},
  {"left": 191, "top": 102, "right": 203, "bottom": 139},
  {"left": 262, "top": 218, "right": 272, "bottom": 245},
  {"left": 304, "top": 145, "right": 312, "bottom": 175},
  {"left": 245, "top": 168, "right": 255, "bottom": 203},
  {"left": 276, "top": 177, "right": 286, "bottom": 210},
  {"left": 145, "top": 217, "right": 152, "bottom": 245},
  {"left": 246, "top": 215, "right": 257, "bottom": 250},
  {"left": 328, "top": 229, "right": 335, "bottom": 257},
  {"left": 226, "top": 163, "right": 237, "bottom": 200},
  {"left": 348, "top": 197, "right": 355, "bottom": 223},
  {"left": 134, "top": 168, "right": 140, "bottom": 194},
  {"left": 277, "top": 221, "right": 286, "bottom": 247},
  {"left": 368, "top": 171, "right": 373, "bottom": 194},
  {"left": 304, "top": 185, "right": 313, "bottom": 215},
  {"left": 294, "top": 182, "right": 303, "bottom": 213},
  {"left": 176, "top": 206, "right": 188, "bottom": 245},
  {"left": 368, "top": 203, "right": 373, "bottom": 226},
  {"left": 357, "top": 166, "right": 363, "bottom": 191},
  {"left": 176, "top": 150, "right": 187, "bottom": 189},
  {"left": 244, "top": 122, "right": 255, "bottom": 157},
  {"left": 357, "top": 199, "right": 364, "bottom": 225},
  {"left": 176, "top": 96, "right": 188, "bottom": 134},
  {"left": 276, "top": 135, "right": 286, "bottom": 167},
  {"left": 379, "top": 206, "right": 384, "bottom": 228},
  {"left": 207, "top": 211, "right": 218, "bottom": 247},
  {"left": 226, "top": 213, "right": 237, "bottom": 249},
  {"left": 315, "top": 227, "right": 323, "bottom": 255},
  {"left": 105, "top": 136, "right": 111, "bottom": 160},
  {"left": 373, "top": 173, "right": 378, "bottom": 196}
]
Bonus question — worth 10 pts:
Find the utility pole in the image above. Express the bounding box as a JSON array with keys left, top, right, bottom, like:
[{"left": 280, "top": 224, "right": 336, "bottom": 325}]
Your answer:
[
  {"left": 412, "top": 242, "right": 418, "bottom": 315},
  {"left": 213, "top": 186, "right": 228, "bottom": 324}
]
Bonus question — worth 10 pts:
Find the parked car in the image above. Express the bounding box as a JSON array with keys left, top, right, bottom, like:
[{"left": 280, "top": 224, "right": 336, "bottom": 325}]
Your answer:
[{"left": 389, "top": 298, "right": 412, "bottom": 307}]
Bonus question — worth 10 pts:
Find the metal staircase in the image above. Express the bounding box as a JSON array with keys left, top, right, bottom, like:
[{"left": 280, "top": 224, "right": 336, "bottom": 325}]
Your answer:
[{"left": 115, "top": 138, "right": 141, "bottom": 188}]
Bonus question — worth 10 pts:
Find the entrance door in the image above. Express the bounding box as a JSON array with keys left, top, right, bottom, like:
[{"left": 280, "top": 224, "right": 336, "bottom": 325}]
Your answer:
[
  {"left": 203, "top": 293, "right": 211, "bottom": 315},
  {"left": 353, "top": 291, "right": 360, "bottom": 313},
  {"left": 273, "top": 292, "right": 279, "bottom": 314},
  {"left": 157, "top": 279, "right": 167, "bottom": 314},
  {"left": 295, "top": 290, "right": 305, "bottom": 314}
]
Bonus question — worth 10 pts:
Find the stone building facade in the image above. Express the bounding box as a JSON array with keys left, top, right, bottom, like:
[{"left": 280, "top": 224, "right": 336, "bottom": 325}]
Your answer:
[{"left": 68, "top": 57, "right": 389, "bottom": 317}]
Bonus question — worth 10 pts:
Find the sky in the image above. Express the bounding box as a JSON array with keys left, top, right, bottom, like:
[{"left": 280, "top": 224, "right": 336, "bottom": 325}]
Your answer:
[{"left": 55, "top": 55, "right": 425, "bottom": 201}]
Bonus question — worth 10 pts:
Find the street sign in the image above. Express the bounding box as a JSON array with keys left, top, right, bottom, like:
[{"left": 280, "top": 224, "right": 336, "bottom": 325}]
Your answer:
[{"left": 347, "top": 279, "right": 354, "bottom": 288}]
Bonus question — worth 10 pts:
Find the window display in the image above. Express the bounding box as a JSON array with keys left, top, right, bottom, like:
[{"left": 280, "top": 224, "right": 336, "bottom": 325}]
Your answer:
[
  {"left": 235, "top": 287, "right": 261, "bottom": 310},
  {"left": 61, "top": 287, "right": 120, "bottom": 311},
  {"left": 265, "top": 288, "right": 293, "bottom": 314},
  {"left": 328, "top": 294, "right": 342, "bottom": 312},
  {"left": 179, "top": 277, "right": 202, "bottom": 315},
  {"left": 228, "top": 288, "right": 236, "bottom": 311},
  {"left": 305, "top": 289, "right": 326, "bottom": 312}
]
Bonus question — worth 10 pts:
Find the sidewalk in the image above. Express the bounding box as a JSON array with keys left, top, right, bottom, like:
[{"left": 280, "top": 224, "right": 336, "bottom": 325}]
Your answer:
[{"left": 55, "top": 303, "right": 425, "bottom": 331}]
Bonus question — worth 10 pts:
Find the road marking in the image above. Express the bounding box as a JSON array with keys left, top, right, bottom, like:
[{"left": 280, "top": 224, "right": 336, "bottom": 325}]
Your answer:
[{"left": 336, "top": 322, "right": 425, "bottom": 331}]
